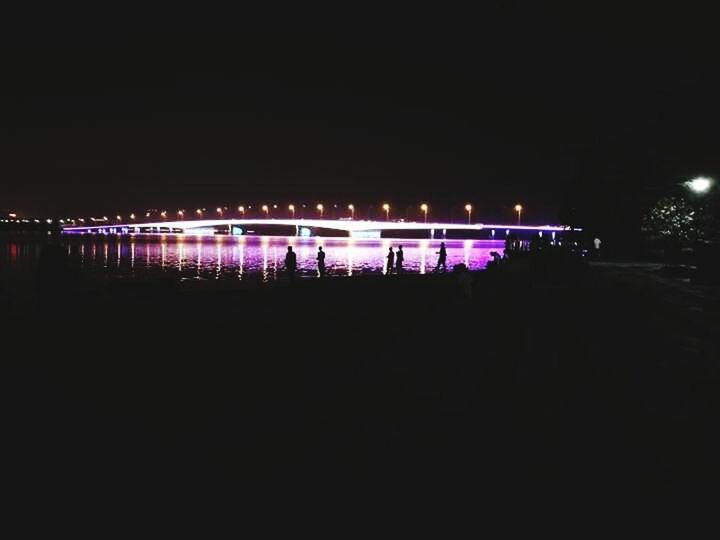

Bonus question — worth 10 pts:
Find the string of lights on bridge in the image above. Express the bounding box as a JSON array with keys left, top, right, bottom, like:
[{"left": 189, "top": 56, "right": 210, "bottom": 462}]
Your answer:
[{"left": 12, "top": 203, "right": 526, "bottom": 227}]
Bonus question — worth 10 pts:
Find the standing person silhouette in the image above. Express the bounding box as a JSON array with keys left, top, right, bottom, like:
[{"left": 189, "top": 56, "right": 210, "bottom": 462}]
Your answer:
[
  {"left": 317, "top": 246, "right": 326, "bottom": 277},
  {"left": 386, "top": 247, "right": 395, "bottom": 275},
  {"left": 285, "top": 246, "right": 297, "bottom": 280},
  {"left": 435, "top": 242, "right": 447, "bottom": 272},
  {"left": 395, "top": 245, "right": 404, "bottom": 273}
]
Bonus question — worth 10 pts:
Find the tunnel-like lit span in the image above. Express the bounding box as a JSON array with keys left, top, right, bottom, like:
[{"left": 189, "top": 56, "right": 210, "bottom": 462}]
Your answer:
[{"left": 62, "top": 218, "right": 577, "bottom": 238}]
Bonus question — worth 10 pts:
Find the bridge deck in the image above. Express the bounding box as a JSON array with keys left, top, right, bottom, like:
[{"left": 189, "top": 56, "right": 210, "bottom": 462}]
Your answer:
[{"left": 62, "top": 218, "right": 575, "bottom": 235}]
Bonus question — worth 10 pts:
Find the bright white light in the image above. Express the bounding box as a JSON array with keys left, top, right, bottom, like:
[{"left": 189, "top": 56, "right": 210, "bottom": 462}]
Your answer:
[{"left": 685, "top": 177, "right": 713, "bottom": 194}]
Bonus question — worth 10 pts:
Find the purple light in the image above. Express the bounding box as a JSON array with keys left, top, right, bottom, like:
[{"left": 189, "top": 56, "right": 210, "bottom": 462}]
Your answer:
[{"left": 62, "top": 218, "right": 580, "bottom": 237}]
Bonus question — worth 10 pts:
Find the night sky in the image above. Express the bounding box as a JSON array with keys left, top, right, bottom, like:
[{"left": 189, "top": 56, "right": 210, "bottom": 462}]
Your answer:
[{"left": 2, "top": 3, "right": 719, "bottom": 230}]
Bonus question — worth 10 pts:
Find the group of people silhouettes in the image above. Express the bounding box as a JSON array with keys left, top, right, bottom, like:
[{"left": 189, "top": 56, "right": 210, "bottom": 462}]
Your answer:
[
  {"left": 386, "top": 245, "right": 404, "bottom": 274},
  {"left": 284, "top": 245, "right": 325, "bottom": 280},
  {"left": 284, "top": 241, "right": 449, "bottom": 279}
]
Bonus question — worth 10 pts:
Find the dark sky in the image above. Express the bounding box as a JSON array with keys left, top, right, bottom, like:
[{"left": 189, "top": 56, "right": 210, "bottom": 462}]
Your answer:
[{"left": 2, "top": 3, "right": 719, "bottom": 226}]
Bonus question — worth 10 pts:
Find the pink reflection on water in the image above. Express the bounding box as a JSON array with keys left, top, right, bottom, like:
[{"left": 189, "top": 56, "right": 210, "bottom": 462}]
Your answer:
[{"left": 62, "top": 236, "right": 505, "bottom": 280}]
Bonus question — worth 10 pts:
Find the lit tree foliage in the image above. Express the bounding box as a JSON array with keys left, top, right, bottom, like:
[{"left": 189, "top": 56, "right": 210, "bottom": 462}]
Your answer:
[{"left": 642, "top": 196, "right": 700, "bottom": 243}]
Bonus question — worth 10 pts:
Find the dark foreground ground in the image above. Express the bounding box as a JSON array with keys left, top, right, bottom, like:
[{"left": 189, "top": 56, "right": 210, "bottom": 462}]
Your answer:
[{"left": 3, "top": 261, "right": 720, "bottom": 520}]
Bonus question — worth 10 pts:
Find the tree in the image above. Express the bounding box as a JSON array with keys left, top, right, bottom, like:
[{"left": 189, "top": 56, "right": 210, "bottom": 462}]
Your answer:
[{"left": 642, "top": 196, "right": 701, "bottom": 244}]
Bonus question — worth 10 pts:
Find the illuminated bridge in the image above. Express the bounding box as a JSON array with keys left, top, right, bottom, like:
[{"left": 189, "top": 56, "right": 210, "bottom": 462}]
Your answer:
[{"left": 61, "top": 218, "right": 577, "bottom": 239}]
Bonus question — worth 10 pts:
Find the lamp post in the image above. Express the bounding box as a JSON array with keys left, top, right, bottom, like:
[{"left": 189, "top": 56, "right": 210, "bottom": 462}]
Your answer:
[
  {"left": 383, "top": 203, "right": 390, "bottom": 221},
  {"left": 130, "top": 213, "right": 136, "bottom": 221},
  {"left": 177, "top": 210, "right": 184, "bottom": 219},
  {"left": 348, "top": 204, "right": 354, "bottom": 219},
  {"left": 238, "top": 206, "right": 245, "bottom": 217},
  {"left": 262, "top": 205, "right": 269, "bottom": 218},
  {"left": 289, "top": 204, "right": 295, "bottom": 218},
  {"left": 216, "top": 207, "right": 223, "bottom": 216},
  {"left": 317, "top": 203, "right": 324, "bottom": 218},
  {"left": 514, "top": 204, "right": 523, "bottom": 225},
  {"left": 465, "top": 204, "right": 472, "bottom": 224},
  {"left": 196, "top": 209, "right": 203, "bottom": 218},
  {"left": 420, "top": 203, "right": 428, "bottom": 223}
]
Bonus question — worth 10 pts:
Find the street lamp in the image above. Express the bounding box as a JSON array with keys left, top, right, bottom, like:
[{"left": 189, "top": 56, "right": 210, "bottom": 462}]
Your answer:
[
  {"left": 289, "top": 204, "right": 295, "bottom": 218},
  {"left": 216, "top": 207, "right": 223, "bottom": 216},
  {"left": 684, "top": 177, "right": 714, "bottom": 194},
  {"left": 130, "top": 213, "right": 135, "bottom": 220},
  {"left": 465, "top": 204, "right": 472, "bottom": 224},
  {"left": 196, "top": 209, "right": 203, "bottom": 217},
  {"left": 317, "top": 203, "right": 324, "bottom": 218},
  {"left": 383, "top": 203, "right": 390, "bottom": 221},
  {"left": 160, "top": 211, "right": 167, "bottom": 219},
  {"left": 514, "top": 204, "right": 523, "bottom": 225},
  {"left": 238, "top": 206, "right": 245, "bottom": 217},
  {"left": 116, "top": 215, "right": 122, "bottom": 222},
  {"left": 262, "top": 204, "right": 269, "bottom": 218},
  {"left": 348, "top": 204, "right": 354, "bottom": 219},
  {"left": 420, "top": 203, "right": 428, "bottom": 223}
]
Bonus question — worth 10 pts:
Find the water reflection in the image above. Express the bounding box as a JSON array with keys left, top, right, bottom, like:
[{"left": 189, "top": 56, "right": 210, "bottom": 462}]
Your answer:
[
  {"left": 347, "top": 238, "right": 354, "bottom": 276},
  {"left": 238, "top": 239, "right": 245, "bottom": 280},
  {"left": 3, "top": 236, "right": 504, "bottom": 281},
  {"left": 216, "top": 240, "right": 222, "bottom": 280},
  {"left": 178, "top": 240, "right": 185, "bottom": 270}
]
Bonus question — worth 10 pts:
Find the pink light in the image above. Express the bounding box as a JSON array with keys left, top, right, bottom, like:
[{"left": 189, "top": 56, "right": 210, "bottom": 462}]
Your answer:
[{"left": 62, "top": 217, "right": 580, "bottom": 238}]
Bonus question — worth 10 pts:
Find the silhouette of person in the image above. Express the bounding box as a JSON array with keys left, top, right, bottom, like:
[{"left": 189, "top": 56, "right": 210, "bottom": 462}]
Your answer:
[
  {"left": 317, "top": 246, "right": 326, "bottom": 277},
  {"left": 285, "top": 246, "right": 297, "bottom": 280},
  {"left": 395, "top": 245, "right": 404, "bottom": 273},
  {"left": 435, "top": 242, "right": 447, "bottom": 272},
  {"left": 386, "top": 247, "right": 395, "bottom": 275}
]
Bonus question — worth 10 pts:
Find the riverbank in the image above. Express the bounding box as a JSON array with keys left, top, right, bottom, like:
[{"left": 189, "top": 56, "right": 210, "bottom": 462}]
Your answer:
[{"left": 4, "top": 260, "right": 719, "bottom": 510}]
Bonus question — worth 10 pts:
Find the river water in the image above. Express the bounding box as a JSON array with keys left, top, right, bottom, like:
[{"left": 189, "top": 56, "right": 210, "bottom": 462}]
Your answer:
[{"left": 2, "top": 236, "right": 505, "bottom": 283}]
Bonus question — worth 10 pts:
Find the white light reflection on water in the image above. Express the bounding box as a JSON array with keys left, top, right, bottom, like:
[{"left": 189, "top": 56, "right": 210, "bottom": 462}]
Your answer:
[
  {"left": 347, "top": 238, "right": 354, "bottom": 276},
  {"left": 261, "top": 236, "right": 269, "bottom": 282},
  {"left": 216, "top": 238, "right": 222, "bottom": 279},
  {"left": 196, "top": 237, "right": 202, "bottom": 276},
  {"left": 238, "top": 238, "right": 245, "bottom": 280},
  {"left": 178, "top": 237, "right": 185, "bottom": 270},
  {"left": 382, "top": 238, "right": 391, "bottom": 275},
  {"left": 60, "top": 236, "right": 504, "bottom": 280},
  {"left": 464, "top": 239, "right": 472, "bottom": 267}
]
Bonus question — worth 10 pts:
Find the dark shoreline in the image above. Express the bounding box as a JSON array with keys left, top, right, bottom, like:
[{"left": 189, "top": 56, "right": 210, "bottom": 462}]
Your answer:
[{"left": 4, "top": 257, "right": 720, "bottom": 505}]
